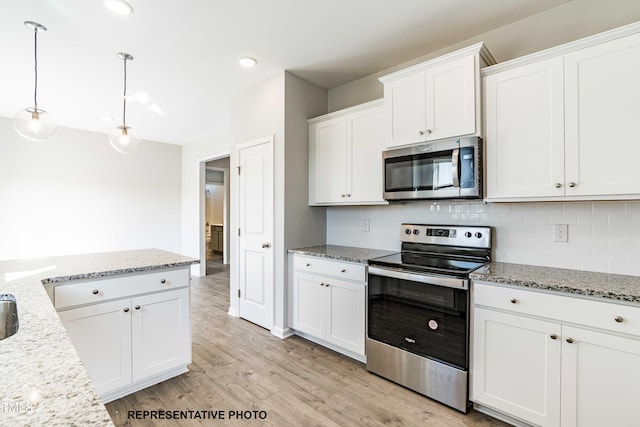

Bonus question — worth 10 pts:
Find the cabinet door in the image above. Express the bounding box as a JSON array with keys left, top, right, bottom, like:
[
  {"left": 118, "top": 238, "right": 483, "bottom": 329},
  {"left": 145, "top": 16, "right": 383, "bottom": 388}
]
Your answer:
[
  {"left": 472, "top": 308, "right": 561, "bottom": 427},
  {"left": 324, "top": 278, "right": 365, "bottom": 355},
  {"left": 310, "top": 116, "right": 348, "bottom": 203},
  {"left": 347, "top": 105, "right": 385, "bottom": 203},
  {"left": 425, "top": 55, "right": 476, "bottom": 141},
  {"left": 484, "top": 57, "right": 565, "bottom": 199},
  {"left": 564, "top": 33, "right": 640, "bottom": 197},
  {"left": 384, "top": 71, "right": 426, "bottom": 148},
  {"left": 561, "top": 326, "right": 640, "bottom": 427},
  {"left": 292, "top": 272, "right": 326, "bottom": 338},
  {"left": 58, "top": 300, "right": 132, "bottom": 395},
  {"left": 131, "top": 288, "right": 190, "bottom": 381}
]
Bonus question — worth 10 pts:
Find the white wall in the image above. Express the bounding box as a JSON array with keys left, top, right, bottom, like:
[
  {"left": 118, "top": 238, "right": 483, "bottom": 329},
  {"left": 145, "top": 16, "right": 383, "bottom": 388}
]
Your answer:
[
  {"left": 0, "top": 117, "right": 181, "bottom": 260},
  {"left": 328, "top": 0, "right": 640, "bottom": 111},
  {"left": 327, "top": 201, "right": 640, "bottom": 276},
  {"left": 180, "top": 128, "right": 231, "bottom": 275}
]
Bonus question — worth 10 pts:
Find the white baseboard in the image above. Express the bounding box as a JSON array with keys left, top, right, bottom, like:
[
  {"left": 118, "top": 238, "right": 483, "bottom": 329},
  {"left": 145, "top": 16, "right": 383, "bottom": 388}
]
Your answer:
[
  {"left": 270, "top": 326, "right": 294, "bottom": 339},
  {"left": 472, "top": 402, "right": 533, "bottom": 427},
  {"left": 100, "top": 366, "right": 189, "bottom": 403},
  {"left": 227, "top": 307, "right": 239, "bottom": 317}
]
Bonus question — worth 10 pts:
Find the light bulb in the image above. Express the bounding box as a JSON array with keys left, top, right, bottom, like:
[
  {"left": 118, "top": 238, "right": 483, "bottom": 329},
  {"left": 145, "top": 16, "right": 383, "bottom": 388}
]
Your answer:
[
  {"left": 13, "top": 107, "right": 57, "bottom": 142},
  {"left": 109, "top": 126, "right": 140, "bottom": 153}
]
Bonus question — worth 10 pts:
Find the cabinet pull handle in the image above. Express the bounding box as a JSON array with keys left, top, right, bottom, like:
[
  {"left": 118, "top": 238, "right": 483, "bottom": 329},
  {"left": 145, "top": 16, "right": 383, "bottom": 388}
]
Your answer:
[
  {"left": 341, "top": 194, "right": 346, "bottom": 198},
  {"left": 566, "top": 337, "right": 575, "bottom": 344},
  {"left": 346, "top": 194, "right": 351, "bottom": 197},
  {"left": 568, "top": 182, "right": 576, "bottom": 188},
  {"left": 341, "top": 269, "right": 346, "bottom": 273},
  {"left": 554, "top": 183, "right": 562, "bottom": 188},
  {"left": 92, "top": 289, "right": 99, "bottom": 295},
  {"left": 418, "top": 130, "right": 424, "bottom": 136},
  {"left": 550, "top": 334, "right": 558, "bottom": 340},
  {"left": 305, "top": 263, "right": 311, "bottom": 267},
  {"left": 135, "top": 305, "right": 141, "bottom": 310},
  {"left": 320, "top": 283, "right": 324, "bottom": 287},
  {"left": 426, "top": 129, "right": 432, "bottom": 134},
  {"left": 161, "top": 279, "right": 166, "bottom": 284},
  {"left": 510, "top": 298, "right": 518, "bottom": 304},
  {"left": 124, "top": 307, "right": 130, "bottom": 313},
  {"left": 615, "top": 316, "right": 624, "bottom": 323},
  {"left": 326, "top": 284, "right": 330, "bottom": 287}
]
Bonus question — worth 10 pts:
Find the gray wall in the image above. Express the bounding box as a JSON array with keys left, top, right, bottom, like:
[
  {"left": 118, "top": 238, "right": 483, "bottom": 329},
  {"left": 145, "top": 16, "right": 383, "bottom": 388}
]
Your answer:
[{"left": 328, "top": 0, "right": 640, "bottom": 112}]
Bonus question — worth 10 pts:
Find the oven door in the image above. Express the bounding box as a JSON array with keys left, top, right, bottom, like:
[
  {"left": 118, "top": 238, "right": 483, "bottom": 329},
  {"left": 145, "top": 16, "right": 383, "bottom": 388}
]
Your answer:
[{"left": 367, "top": 266, "right": 469, "bottom": 370}]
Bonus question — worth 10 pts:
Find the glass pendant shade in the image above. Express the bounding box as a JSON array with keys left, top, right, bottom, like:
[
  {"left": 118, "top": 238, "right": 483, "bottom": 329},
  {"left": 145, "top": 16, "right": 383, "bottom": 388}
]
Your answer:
[
  {"left": 15, "top": 21, "right": 56, "bottom": 142},
  {"left": 13, "top": 107, "right": 56, "bottom": 142},
  {"left": 109, "top": 125, "right": 140, "bottom": 153}
]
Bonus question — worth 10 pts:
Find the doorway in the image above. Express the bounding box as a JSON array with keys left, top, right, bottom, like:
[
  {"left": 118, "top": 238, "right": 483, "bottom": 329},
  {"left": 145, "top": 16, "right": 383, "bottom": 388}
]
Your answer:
[{"left": 198, "top": 154, "right": 230, "bottom": 277}]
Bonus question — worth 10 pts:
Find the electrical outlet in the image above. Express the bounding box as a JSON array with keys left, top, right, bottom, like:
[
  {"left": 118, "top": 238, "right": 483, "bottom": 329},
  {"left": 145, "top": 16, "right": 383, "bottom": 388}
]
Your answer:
[
  {"left": 553, "top": 224, "right": 568, "bottom": 242},
  {"left": 362, "top": 219, "right": 370, "bottom": 232}
]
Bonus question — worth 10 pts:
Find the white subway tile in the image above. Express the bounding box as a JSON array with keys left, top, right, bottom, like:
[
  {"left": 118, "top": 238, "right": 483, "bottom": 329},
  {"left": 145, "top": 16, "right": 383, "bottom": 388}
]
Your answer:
[
  {"left": 577, "top": 214, "right": 608, "bottom": 226},
  {"left": 537, "top": 203, "right": 564, "bottom": 214},
  {"left": 593, "top": 201, "right": 626, "bottom": 214},
  {"left": 513, "top": 203, "right": 539, "bottom": 213},
  {"left": 549, "top": 214, "right": 578, "bottom": 225},
  {"left": 490, "top": 203, "right": 514, "bottom": 213},
  {"left": 524, "top": 213, "right": 550, "bottom": 224},
  {"left": 563, "top": 202, "right": 593, "bottom": 214},
  {"left": 501, "top": 214, "right": 524, "bottom": 224}
]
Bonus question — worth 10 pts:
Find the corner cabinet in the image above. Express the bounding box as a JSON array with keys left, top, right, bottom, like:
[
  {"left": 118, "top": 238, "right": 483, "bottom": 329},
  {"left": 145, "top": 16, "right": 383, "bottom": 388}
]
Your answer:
[
  {"left": 309, "top": 100, "right": 387, "bottom": 205},
  {"left": 471, "top": 281, "right": 640, "bottom": 427},
  {"left": 379, "top": 42, "right": 495, "bottom": 149},
  {"left": 484, "top": 23, "right": 640, "bottom": 201},
  {"left": 55, "top": 267, "right": 191, "bottom": 403},
  {"left": 289, "top": 254, "right": 366, "bottom": 361}
]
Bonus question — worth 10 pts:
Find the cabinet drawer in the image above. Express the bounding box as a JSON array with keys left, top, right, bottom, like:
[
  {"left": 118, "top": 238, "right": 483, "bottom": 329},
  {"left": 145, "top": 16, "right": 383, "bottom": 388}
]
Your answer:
[
  {"left": 292, "top": 255, "right": 365, "bottom": 282},
  {"left": 474, "top": 281, "right": 640, "bottom": 337},
  {"left": 54, "top": 268, "right": 190, "bottom": 309}
]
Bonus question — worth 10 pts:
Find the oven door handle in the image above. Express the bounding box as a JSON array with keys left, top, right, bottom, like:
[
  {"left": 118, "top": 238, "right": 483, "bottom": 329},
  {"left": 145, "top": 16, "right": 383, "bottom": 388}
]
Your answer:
[
  {"left": 451, "top": 148, "right": 460, "bottom": 188},
  {"left": 368, "top": 266, "right": 468, "bottom": 290}
]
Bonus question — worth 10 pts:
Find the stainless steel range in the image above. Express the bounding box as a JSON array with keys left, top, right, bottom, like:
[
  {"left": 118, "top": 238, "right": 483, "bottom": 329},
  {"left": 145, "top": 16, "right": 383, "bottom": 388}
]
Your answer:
[{"left": 366, "top": 223, "right": 491, "bottom": 413}]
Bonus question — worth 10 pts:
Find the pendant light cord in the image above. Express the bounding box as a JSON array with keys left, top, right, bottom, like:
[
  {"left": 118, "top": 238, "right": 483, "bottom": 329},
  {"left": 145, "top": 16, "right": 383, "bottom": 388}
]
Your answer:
[
  {"left": 122, "top": 56, "right": 128, "bottom": 128},
  {"left": 33, "top": 27, "right": 39, "bottom": 110}
]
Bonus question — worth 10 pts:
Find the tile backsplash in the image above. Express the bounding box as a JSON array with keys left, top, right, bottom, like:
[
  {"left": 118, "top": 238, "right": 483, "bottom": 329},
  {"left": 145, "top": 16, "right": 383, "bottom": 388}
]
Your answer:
[{"left": 326, "top": 201, "right": 640, "bottom": 276}]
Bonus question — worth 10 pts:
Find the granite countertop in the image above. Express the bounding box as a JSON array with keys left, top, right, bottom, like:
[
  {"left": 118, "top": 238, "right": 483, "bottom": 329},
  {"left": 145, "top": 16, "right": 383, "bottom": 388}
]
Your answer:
[
  {"left": 0, "top": 249, "right": 198, "bottom": 426},
  {"left": 288, "top": 245, "right": 397, "bottom": 264},
  {"left": 471, "top": 262, "right": 640, "bottom": 305}
]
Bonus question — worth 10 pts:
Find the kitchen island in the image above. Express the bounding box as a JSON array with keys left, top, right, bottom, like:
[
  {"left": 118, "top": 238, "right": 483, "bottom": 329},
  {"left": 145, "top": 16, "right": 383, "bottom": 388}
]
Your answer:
[{"left": 0, "top": 249, "right": 198, "bottom": 426}]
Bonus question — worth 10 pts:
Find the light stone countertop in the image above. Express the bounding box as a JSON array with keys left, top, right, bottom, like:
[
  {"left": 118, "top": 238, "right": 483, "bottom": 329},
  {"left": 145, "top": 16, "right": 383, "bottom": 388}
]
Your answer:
[
  {"left": 288, "top": 245, "right": 397, "bottom": 264},
  {"left": 0, "top": 249, "right": 198, "bottom": 426},
  {"left": 471, "top": 262, "right": 640, "bottom": 305}
]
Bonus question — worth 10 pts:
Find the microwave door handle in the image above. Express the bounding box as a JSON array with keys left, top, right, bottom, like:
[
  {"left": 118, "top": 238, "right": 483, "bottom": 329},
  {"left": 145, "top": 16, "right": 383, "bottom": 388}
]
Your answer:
[{"left": 451, "top": 148, "right": 460, "bottom": 188}]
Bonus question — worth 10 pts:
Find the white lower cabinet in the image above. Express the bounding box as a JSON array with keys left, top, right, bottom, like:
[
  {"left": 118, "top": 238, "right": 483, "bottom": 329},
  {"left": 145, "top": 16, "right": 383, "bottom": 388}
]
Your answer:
[
  {"left": 56, "top": 268, "right": 191, "bottom": 403},
  {"left": 291, "top": 255, "right": 366, "bottom": 360},
  {"left": 472, "top": 281, "right": 640, "bottom": 427}
]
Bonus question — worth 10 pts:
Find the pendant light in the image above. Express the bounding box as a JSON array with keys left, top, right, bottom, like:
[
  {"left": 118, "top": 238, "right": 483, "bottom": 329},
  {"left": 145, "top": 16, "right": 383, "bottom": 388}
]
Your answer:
[
  {"left": 109, "top": 52, "right": 140, "bottom": 153},
  {"left": 13, "top": 21, "right": 57, "bottom": 142}
]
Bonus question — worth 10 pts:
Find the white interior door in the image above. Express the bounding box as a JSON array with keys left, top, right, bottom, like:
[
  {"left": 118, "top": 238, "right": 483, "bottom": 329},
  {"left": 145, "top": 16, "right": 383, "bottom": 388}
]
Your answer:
[{"left": 238, "top": 137, "right": 274, "bottom": 329}]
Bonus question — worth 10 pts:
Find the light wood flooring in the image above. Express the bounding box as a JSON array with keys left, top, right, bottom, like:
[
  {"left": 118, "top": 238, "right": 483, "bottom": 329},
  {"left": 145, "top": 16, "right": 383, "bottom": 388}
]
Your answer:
[{"left": 105, "top": 260, "right": 508, "bottom": 427}]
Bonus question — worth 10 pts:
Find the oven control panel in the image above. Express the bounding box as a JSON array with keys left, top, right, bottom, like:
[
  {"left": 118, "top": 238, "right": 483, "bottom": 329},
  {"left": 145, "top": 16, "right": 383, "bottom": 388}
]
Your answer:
[{"left": 401, "top": 224, "right": 491, "bottom": 249}]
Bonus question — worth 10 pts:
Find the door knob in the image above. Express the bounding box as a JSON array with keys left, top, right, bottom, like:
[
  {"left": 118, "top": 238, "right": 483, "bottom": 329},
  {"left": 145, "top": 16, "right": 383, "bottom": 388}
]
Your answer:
[
  {"left": 566, "top": 337, "right": 574, "bottom": 344},
  {"left": 554, "top": 183, "right": 562, "bottom": 188},
  {"left": 550, "top": 334, "right": 558, "bottom": 340},
  {"left": 261, "top": 242, "right": 271, "bottom": 248},
  {"left": 568, "top": 182, "right": 576, "bottom": 188}
]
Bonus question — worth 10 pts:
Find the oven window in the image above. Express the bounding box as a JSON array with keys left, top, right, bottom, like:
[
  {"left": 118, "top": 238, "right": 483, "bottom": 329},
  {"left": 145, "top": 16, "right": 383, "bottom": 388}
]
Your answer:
[{"left": 368, "top": 273, "right": 468, "bottom": 369}]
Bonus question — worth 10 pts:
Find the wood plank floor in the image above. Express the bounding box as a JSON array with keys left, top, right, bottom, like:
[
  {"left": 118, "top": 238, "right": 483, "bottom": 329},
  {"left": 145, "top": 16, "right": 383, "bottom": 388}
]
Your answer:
[{"left": 105, "top": 261, "right": 508, "bottom": 427}]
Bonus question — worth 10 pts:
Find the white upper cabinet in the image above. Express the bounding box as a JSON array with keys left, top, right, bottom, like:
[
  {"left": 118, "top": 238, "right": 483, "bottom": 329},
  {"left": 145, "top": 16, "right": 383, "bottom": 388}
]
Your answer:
[
  {"left": 484, "top": 23, "right": 640, "bottom": 201},
  {"left": 309, "top": 100, "right": 387, "bottom": 205},
  {"left": 484, "top": 57, "right": 565, "bottom": 199},
  {"left": 380, "top": 43, "right": 494, "bottom": 149}
]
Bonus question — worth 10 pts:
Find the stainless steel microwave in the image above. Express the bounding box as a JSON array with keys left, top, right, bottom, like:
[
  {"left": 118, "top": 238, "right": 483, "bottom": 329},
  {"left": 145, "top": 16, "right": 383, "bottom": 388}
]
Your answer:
[{"left": 383, "top": 136, "right": 482, "bottom": 201}]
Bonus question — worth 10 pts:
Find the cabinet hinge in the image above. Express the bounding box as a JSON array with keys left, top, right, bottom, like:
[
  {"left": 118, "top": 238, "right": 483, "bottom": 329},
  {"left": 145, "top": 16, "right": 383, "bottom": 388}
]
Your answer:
[
  {"left": 237, "top": 166, "right": 241, "bottom": 175},
  {"left": 237, "top": 228, "right": 241, "bottom": 237},
  {"left": 237, "top": 289, "right": 241, "bottom": 298}
]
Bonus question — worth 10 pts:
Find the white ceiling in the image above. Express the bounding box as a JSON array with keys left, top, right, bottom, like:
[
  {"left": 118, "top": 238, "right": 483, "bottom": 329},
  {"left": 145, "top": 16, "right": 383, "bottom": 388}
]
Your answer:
[{"left": 0, "top": 0, "right": 570, "bottom": 145}]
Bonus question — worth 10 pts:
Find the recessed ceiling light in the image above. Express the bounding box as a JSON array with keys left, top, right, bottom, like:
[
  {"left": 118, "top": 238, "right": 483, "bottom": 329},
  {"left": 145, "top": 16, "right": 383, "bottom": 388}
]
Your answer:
[
  {"left": 103, "top": 0, "right": 134, "bottom": 15},
  {"left": 239, "top": 56, "right": 257, "bottom": 68}
]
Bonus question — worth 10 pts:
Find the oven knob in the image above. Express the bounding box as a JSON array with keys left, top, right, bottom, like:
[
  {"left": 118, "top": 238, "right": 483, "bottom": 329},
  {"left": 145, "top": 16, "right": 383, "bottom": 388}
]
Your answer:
[
  {"left": 475, "top": 232, "right": 483, "bottom": 238},
  {"left": 412, "top": 229, "right": 419, "bottom": 235},
  {"left": 465, "top": 232, "right": 472, "bottom": 238},
  {"left": 404, "top": 229, "right": 412, "bottom": 235}
]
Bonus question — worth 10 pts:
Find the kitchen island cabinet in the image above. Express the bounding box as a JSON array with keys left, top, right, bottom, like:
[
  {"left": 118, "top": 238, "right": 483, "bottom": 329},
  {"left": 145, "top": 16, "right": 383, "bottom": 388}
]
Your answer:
[
  {"left": 484, "top": 22, "right": 640, "bottom": 202},
  {"left": 54, "top": 266, "right": 191, "bottom": 403},
  {"left": 470, "top": 264, "right": 640, "bottom": 427},
  {"left": 0, "top": 249, "right": 197, "bottom": 426}
]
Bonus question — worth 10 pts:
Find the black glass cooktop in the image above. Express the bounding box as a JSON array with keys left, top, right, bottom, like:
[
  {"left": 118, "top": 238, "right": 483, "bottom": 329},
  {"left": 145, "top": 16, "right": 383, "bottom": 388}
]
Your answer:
[{"left": 369, "top": 251, "right": 487, "bottom": 276}]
